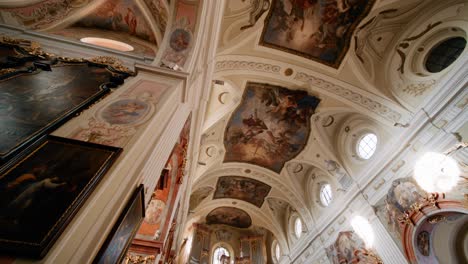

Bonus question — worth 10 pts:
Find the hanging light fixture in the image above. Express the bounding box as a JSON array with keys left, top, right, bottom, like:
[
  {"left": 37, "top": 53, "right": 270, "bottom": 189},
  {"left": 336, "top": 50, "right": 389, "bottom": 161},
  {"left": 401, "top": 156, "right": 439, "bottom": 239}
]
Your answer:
[{"left": 414, "top": 152, "right": 460, "bottom": 193}]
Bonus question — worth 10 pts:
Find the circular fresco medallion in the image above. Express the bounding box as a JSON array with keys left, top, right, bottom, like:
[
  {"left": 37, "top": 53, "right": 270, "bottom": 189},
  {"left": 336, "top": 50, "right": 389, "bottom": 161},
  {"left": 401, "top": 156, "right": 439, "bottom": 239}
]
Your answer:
[
  {"left": 98, "top": 99, "right": 151, "bottom": 125},
  {"left": 170, "top": 28, "right": 192, "bottom": 52}
]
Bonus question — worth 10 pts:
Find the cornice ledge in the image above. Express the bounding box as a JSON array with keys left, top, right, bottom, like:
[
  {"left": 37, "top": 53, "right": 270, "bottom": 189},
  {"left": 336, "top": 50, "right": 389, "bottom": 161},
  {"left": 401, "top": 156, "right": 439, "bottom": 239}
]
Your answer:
[{"left": 295, "top": 71, "right": 404, "bottom": 123}]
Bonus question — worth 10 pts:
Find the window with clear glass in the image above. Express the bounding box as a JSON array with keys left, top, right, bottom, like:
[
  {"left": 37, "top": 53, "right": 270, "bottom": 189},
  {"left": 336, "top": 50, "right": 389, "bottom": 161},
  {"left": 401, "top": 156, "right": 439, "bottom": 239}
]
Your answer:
[
  {"left": 213, "top": 246, "right": 230, "bottom": 264},
  {"left": 425, "top": 37, "right": 466, "bottom": 73},
  {"left": 320, "top": 184, "right": 333, "bottom": 207},
  {"left": 357, "top": 133, "right": 378, "bottom": 159},
  {"left": 274, "top": 242, "right": 281, "bottom": 261},
  {"left": 294, "top": 217, "right": 302, "bottom": 238}
]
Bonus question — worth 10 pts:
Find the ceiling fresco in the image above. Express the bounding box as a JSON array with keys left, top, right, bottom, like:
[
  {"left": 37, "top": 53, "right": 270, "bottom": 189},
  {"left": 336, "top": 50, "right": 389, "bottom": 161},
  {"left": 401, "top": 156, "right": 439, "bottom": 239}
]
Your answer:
[
  {"left": 0, "top": 0, "right": 91, "bottom": 29},
  {"left": 260, "top": 0, "right": 376, "bottom": 68},
  {"left": 223, "top": 82, "right": 320, "bottom": 173},
  {"left": 214, "top": 176, "right": 272, "bottom": 208},
  {"left": 326, "top": 231, "right": 379, "bottom": 263},
  {"left": 206, "top": 207, "right": 252, "bottom": 228},
  {"left": 73, "top": 0, "right": 156, "bottom": 44}
]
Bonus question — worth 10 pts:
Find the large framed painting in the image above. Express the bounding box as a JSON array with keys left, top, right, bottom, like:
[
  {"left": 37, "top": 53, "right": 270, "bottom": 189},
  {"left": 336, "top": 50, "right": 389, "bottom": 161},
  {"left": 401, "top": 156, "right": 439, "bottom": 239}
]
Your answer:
[
  {"left": 0, "top": 135, "right": 122, "bottom": 258},
  {"left": 93, "top": 184, "right": 145, "bottom": 264},
  {"left": 224, "top": 82, "right": 320, "bottom": 173},
  {"left": 0, "top": 55, "right": 131, "bottom": 165},
  {"left": 260, "top": 0, "right": 376, "bottom": 68}
]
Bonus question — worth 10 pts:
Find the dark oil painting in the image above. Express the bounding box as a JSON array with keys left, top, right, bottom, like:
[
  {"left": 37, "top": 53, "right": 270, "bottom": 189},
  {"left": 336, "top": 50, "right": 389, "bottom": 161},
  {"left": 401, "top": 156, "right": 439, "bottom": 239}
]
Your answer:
[
  {"left": 0, "top": 136, "right": 121, "bottom": 258},
  {"left": 224, "top": 82, "right": 319, "bottom": 173},
  {"left": 214, "top": 176, "right": 271, "bottom": 208},
  {"left": 93, "top": 184, "right": 145, "bottom": 264},
  {"left": 206, "top": 207, "right": 252, "bottom": 229},
  {"left": 260, "top": 0, "right": 375, "bottom": 67},
  {"left": 0, "top": 64, "right": 114, "bottom": 164}
]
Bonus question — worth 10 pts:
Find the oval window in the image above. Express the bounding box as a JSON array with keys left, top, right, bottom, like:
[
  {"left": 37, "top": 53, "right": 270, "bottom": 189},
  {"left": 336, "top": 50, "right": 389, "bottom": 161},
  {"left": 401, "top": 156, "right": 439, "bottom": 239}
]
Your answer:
[{"left": 425, "top": 37, "right": 466, "bottom": 73}]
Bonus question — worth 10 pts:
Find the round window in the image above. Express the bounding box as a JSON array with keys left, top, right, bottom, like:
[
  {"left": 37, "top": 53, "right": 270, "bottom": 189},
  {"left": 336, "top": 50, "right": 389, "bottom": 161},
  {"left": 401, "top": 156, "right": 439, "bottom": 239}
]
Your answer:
[
  {"left": 319, "top": 184, "right": 333, "bottom": 207},
  {"left": 425, "top": 37, "right": 466, "bottom": 73},
  {"left": 357, "top": 133, "right": 378, "bottom": 160},
  {"left": 294, "top": 217, "right": 302, "bottom": 238}
]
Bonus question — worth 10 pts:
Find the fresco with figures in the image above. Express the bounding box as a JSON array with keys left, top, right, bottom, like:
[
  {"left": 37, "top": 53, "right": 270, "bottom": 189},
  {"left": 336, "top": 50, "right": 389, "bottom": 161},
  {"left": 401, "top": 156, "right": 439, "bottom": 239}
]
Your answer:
[
  {"left": 162, "top": 1, "right": 199, "bottom": 67},
  {"left": 74, "top": 0, "right": 156, "bottom": 44},
  {"left": 72, "top": 80, "right": 170, "bottom": 148},
  {"left": 0, "top": 0, "right": 91, "bottom": 29},
  {"left": 224, "top": 82, "right": 320, "bottom": 173},
  {"left": 260, "top": 0, "right": 375, "bottom": 67},
  {"left": 214, "top": 176, "right": 271, "bottom": 208},
  {"left": 374, "top": 177, "right": 427, "bottom": 252},
  {"left": 206, "top": 207, "right": 252, "bottom": 228},
  {"left": 326, "top": 231, "right": 380, "bottom": 264}
]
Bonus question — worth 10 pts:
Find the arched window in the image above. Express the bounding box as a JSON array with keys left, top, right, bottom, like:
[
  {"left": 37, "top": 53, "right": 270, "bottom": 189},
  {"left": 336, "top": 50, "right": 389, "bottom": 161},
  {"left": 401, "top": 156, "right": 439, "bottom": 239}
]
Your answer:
[
  {"left": 320, "top": 183, "right": 333, "bottom": 207},
  {"left": 425, "top": 37, "right": 466, "bottom": 73},
  {"left": 213, "top": 246, "right": 230, "bottom": 264},
  {"left": 294, "top": 217, "right": 303, "bottom": 238},
  {"left": 272, "top": 240, "right": 281, "bottom": 262},
  {"left": 357, "top": 133, "right": 378, "bottom": 160}
]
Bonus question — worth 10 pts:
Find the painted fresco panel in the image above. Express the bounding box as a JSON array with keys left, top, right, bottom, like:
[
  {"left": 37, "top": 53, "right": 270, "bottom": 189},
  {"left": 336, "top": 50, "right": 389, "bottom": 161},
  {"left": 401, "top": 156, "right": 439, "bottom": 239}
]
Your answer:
[
  {"left": 206, "top": 207, "right": 252, "bottom": 228},
  {"left": 72, "top": 80, "right": 170, "bottom": 148},
  {"left": 162, "top": 1, "right": 199, "bottom": 67},
  {"left": 74, "top": 0, "right": 156, "bottom": 44},
  {"left": 0, "top": 0, "right": 91, "bottom": 29},
  {"left": 374, "top": 177, "right": 427, "bottom": 252},
  {"left": 326, "top": 231, "right": 379, "bottom": 264},
  {"left": 224, "top": 82, "right": 319, "bottom": 173},
  {"left": 214, "top": 176, "right": 271, "bottom": 208},
  {"left": 260, "top": 0, "right": 375, "bottom": 67}
]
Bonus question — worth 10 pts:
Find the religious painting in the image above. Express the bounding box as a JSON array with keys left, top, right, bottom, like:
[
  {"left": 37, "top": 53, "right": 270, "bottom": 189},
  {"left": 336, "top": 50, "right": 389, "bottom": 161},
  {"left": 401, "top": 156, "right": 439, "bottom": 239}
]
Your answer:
[
  {"left": 189, "top": 186, "right": 214, "bottom": 211},
  {"left": 72, "top": 80, "right": 170, "bottom": 148},
  {"left": 326, "top": 231, "right": 379, "bottom": 264},
  {"left": 162, "top": 1, "right": 199, "bottom": 67},
  {"left": 0, "top": 0, "right": 91, "bottom": 30},
  {"left": 93, "top": 185, "right": 145, "bottom": 264},
  {"left": 73, "top": 0, "right": 156, "bottom": 44},
  {"left": 214, "top": 176, "right": 271, "bottom": 208},
  {"left": 374, "top": 177, "right": 426, "bottom": 251},
  {"left": 206, "top": 207, "right": 252, "bottom": 228},
  {"left": 416, "top": 231, "right": 430, "bottom": 257},
  {"left": 223, "top": 82, "right": 320, "bottom": 173},
  {"left": 0, "top": 136, "right": 122, "bottom": 258},
  {"left": 0, "top": 62, "right": 126, "bottom": 164},
  {"left": 98, "top": 99, "right": 152, "bottom": 126},
  {"left": 260, "top": 0, "right": 376, "bottom": 68}
]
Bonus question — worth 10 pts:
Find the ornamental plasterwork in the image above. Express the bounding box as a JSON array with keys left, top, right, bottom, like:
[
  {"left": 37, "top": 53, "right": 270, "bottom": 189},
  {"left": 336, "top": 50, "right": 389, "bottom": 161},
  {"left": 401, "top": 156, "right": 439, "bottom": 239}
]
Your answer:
[
  {"left": 295, "top": 71, "right": 403, "bottom": 123},
  {"left": 401, "top": 80, "right": 436, "bottom": 96},
  {"left": 213, "top": 58, "right": 405, "bottom": 123},
  {"left": 215, "top": 60, "right": 281, "bottom": 73}
]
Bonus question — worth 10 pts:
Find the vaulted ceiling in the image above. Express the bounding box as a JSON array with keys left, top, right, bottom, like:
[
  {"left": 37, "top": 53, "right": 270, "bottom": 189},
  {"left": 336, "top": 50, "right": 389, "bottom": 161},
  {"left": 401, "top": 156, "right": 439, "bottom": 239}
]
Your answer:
[
  {"left": 0, "top": 0, "right": 168, "bottom": 57},
  {"left": 1, "top": 0, "right": 465, "bottom": 257},
  {"left": 188, "top": 0, "right": 466, "bottom": 255}
]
